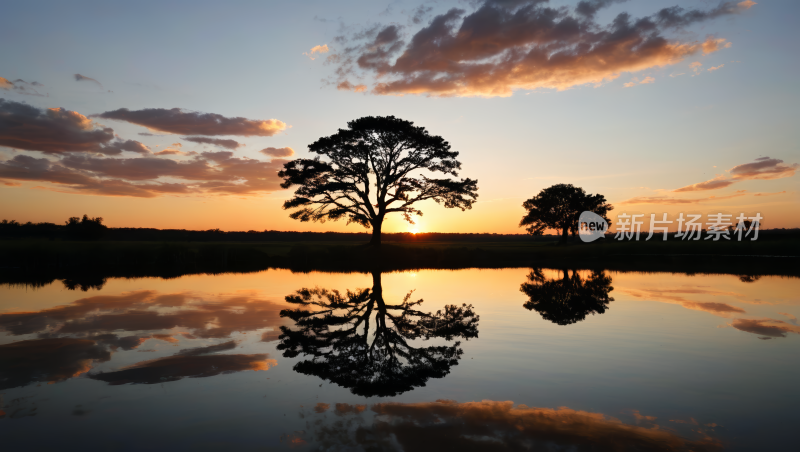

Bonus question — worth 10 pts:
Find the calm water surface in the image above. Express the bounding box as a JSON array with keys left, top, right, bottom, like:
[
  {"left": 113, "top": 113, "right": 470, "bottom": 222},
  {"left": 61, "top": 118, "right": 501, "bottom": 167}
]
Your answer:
[{"left": 1, "top": 268, "right": 798, "bottom": 451}]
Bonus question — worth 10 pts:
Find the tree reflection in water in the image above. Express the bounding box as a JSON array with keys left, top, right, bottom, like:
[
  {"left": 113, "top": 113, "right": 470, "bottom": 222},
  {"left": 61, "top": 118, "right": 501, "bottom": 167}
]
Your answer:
[
  {"left": 277, "top": 271, "right": 479, "bottom": 397},
  {"left": 520, "top": 269, "right": 614, "bottom": 325}
]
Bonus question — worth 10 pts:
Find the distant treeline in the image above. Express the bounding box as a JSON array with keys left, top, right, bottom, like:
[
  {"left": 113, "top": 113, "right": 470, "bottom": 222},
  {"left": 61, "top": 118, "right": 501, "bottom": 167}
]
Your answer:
[
  {"left": 0, "top": 216, "right": 558, "bottom": 242},
  {"left": 2, "top": 216, "right": 799, "bottom": 243}
]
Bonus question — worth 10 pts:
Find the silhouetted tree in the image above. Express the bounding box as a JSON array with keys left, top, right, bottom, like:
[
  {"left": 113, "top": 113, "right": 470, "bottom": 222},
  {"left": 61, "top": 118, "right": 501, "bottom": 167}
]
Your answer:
[
  {"left": 277, "top": 271, "right": 479, "bottom": 396},
  {"left": 520, "top": 184, "right": 612, "bottom": 243},
  {"left": 65, "top": 214, "right": 107, "bottom": 240},
  {"left": 279, "top": 116, "right": 479, "bottom": 247},
  {"left": 520, "top": 268, "right": 614, "bottom": 325}
]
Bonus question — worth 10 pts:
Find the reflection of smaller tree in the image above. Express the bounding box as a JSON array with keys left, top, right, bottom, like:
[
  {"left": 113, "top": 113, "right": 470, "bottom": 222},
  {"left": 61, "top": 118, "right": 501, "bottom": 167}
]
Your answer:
[
  {"left": 278, "top": 272, "right": 479, "bottom": 397},
  {"left": 520, "top": 269, "right": 614, "bottom": 325}
]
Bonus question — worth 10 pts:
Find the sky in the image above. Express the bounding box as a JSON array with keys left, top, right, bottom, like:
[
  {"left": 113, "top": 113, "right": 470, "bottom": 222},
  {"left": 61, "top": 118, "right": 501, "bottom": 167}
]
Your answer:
[{"left": 1, "top": 0, "right": 798, "bottom": 234}]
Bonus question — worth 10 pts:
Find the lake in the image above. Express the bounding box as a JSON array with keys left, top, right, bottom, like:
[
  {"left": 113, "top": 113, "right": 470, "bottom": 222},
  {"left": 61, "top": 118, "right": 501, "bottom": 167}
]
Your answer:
[{"left": 1, "top": 268, "right": 798, "bottom": 451}]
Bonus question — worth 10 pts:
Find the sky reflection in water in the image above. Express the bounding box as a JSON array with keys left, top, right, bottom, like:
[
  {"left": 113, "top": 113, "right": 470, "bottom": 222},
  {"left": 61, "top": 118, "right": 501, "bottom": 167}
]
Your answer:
[{"left": 0, "top": 268, "right": 798, "bottom": 450}]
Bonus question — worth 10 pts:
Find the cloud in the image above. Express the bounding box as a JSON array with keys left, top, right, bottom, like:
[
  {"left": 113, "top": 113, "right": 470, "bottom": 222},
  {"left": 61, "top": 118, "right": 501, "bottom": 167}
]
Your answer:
[
  {"left": 622, "top": 288, "right": 747, "bottom": 317},
  {"left": 0, "top": 338, "right": 112, "bottom": 389},
  {"left": 326, "top": 1, "right": 752, "bottom": 97},
  {"left": 0, "top": 290, "right": 291, "bottom": 339},
  {"left": 753, "top": 191, "right": 786, "bottom": 197},
  {"left": 74, "top": 74, "right": 103, "bottom": 87},
  {"left": 305, "top": 399, "right": 722, "bottom": 451},
  {"left": 620, "top": 193, "right": 746, "bottom": 204},
  {"left": 674, "top": 175, "right": 735, "bottom": 192},
  {"left": 0, "top": 144, "right": 288, "bottom": 197},
  {"left": 314, "top": 403, "right": 330, "bottom": 413},
  {"left": 174, "top": 340, "right": 238, "bottom": 357},
  {"left": 624, "top": 76, "right": 655, "bottom": 87},
  {"left": 411, "top": 5, "right": 434, "bottom": 24},
  {"left": 708, "top": 64, "right": 724, "bottom": 72},
  {"left": 88, "top": 353, "right": 275, "bottom": 385},
  {"left": 0, "top": 99, "right": 149, "bottom": 155},
  {"left": 183, "top": 136, "right": 242, "bottom": 149},
  {"left": 731, "top": 318, "right": 800, "bottom": 338},
  {"left": 336, "top": 80, "right": 368, "bottom": 92},
  {"left": 730, "top": 157, "right": 798, "bottom": 180},
  {"left": 673, "top": 157, "right": 797, "bottom": 194},
  {"left": 0, "top": 77, "right": 46, "bottom": 96},
  {"left": 259, "top": 146, "right": 294, "bottom": 158},
  {"left": 0, "top": 155, "right": 194, "bottom": 198},
  {"left": 303, "top": 44, "right": 330, "bottom": 60},
  {"left": 96, "top": 107, "right": 288, "bottom": 136}
]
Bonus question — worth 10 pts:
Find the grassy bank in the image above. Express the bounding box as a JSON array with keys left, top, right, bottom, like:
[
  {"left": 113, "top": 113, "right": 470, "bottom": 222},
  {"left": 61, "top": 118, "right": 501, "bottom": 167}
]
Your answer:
[{"left": 1, "top": 237, "right": 798, "bottom": 290}]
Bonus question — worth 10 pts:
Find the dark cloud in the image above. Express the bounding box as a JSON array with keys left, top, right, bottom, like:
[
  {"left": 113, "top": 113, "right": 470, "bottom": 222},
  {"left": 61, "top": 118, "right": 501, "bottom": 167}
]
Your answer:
[
  {"left": 306, "top": 399, "right": 722, "bottom": 451},
  {"left": 576, "top": 0, "right": 627, "bottom": 19},
  {"left": 0, "top": 150, "right": 287, "bottom": 198},
  {"left": 88, "top": 353, "right": 275, "bottom": 385},
  {"left": 183, "top": 136, "right": 242, "bottom": 149},
  {"left": 327, "top": 0, "right": 754, "bottom": 97},
  {"left": 175, "top": 340, "right": 238, "bottom": 356},
  {"left": 96, "top": 107, "right": 287, "bottom": 136},
  {"left": 0, "top": 338, "right": 111, "bottom": 390},
  {"left": 411, "top": 5, "right": 433, "bottom": 24},
  {"left": 0, "top": 290, "right": 291, "bottom": 339},
  {"left": 732, "top": 318, "right": 800, "bottom": 338},
  {"left": 259, "top": 147, "right": 294, "bottom": 158},
  {"left": 675, "top": 157, "right": 797, "bottom": 192},
  {"left": 0, "top": 99, "right": 149, "bottom": 155},
  {"left": 74, "top": 74, "right": 103, "bottom": 87},
  {"left": 0, "top": 77, "right": 46, "bottom": 96},
  {"left": 0, "top": 155, "right": 193, "bottom": 198}
]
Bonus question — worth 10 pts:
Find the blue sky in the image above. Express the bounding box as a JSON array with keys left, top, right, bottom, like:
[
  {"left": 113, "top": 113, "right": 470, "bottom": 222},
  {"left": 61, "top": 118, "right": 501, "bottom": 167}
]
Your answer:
[{"left": 1, "top": 0, "right": 798, "bottom": 232}]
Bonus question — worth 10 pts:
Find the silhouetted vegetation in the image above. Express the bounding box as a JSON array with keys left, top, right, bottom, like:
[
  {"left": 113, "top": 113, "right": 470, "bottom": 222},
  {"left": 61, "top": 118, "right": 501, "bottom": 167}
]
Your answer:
[
  {"left": 521, "top": 268, "right": 614, "bottom": 325},
  {"left": 277, "top": 271, "right": 479, "bottom": 396},
  {"left": 1, "top": 214, "right": 106, "bottom": 240},
  {"left": 520, "top": 184, "right": 612, "bottom": 243},
  {"left": 279, "top": 116, "right": 478, "bottom": 247}
]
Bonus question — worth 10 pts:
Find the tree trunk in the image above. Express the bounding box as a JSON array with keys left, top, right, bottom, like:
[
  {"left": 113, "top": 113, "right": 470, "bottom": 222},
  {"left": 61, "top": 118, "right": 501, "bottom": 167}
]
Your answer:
[
  {"left": 560, "top": 226, "right": 569, "bottom": 244},
  {"left": 369, "top": 219, "right": 383, "bottom": 247}
]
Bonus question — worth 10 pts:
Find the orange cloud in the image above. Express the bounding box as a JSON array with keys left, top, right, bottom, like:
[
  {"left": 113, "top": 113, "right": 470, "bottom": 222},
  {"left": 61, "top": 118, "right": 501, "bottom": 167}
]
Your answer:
[
  {"left": 259, "top": 147, "right": 295, "bottom": 158},
  {"left": 303, "top": 44, "right": 330, "bottom": 60},
  {"left": 182, "top": 136, "right": 242, "bottom": 150},
  {"left": 753, "top": 191, "right": 787, "bottom": 197},
  {"left": 708, "top": 64, "right": 724, "bottom": 72}
]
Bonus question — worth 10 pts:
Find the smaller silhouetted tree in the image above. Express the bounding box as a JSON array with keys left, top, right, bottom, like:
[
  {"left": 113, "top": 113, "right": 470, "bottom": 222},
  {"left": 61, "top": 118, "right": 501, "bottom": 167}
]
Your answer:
[
  {"left": 65, "top": 215, "right": 107, "bottom": 240},
  {"left": 520, "top": 268, "right": 614, "bottom": 325},
  {"left": 520, "top": 184, "right": 612, "bottom": 243}
]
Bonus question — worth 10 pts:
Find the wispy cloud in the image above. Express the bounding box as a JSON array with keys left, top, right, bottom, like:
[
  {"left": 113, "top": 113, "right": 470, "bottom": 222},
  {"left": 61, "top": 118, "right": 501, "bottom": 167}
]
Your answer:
[
  {"left": 674, "top": 157, "right": 798, "bottom": 192},
  {"left": 74, "top": 73, "right": 103, "bottom": 87}
]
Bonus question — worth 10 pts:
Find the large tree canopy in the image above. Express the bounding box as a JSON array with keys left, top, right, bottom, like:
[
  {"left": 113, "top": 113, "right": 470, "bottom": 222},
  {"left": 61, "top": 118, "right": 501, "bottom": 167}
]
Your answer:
[
  {"left": 279, "top": 116, "right": 478, "bottom": 246},
  {"left": 520, "top": 184, "right": 612, "bottom": 243},
  {"left": 277, "top": 271, "right": 480, "bottom": 397}
]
